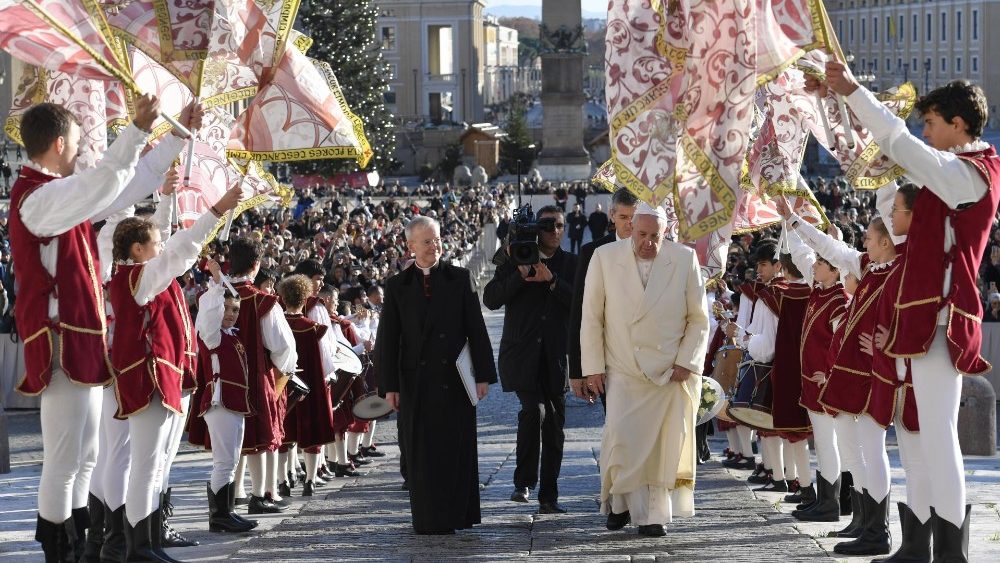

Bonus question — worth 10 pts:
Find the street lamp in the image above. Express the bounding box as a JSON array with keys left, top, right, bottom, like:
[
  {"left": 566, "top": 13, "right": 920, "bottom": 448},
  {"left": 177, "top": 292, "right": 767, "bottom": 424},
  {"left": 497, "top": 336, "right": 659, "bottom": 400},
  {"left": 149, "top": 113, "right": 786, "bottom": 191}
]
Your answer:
[{"left": 923, "top": 59, "right": 931, "bottom": 95}]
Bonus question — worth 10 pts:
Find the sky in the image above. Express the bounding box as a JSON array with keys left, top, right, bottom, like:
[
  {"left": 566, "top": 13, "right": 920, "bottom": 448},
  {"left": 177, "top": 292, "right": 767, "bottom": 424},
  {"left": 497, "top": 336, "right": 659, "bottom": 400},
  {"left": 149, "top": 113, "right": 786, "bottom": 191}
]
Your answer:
[{"left": 487, "top": 0, "right": 608, "bottom": 13}]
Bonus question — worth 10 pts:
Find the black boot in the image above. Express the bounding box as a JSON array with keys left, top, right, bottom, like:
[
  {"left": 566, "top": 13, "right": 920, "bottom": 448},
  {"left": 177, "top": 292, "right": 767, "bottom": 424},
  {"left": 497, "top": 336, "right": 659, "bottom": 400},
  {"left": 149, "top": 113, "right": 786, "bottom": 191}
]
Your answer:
[
  {"left": 785, "top": 482, "right": 815, "bottom": 504},
  {"left": 840, "top": 472, "right": 854, "bottom": 515},
  {"left": 277, "top": 481, "right": 291, "bottom": 498},
  {"left": 833, "top": 491, "right": 890, "bottom": 556},
  {"left": 830, "top": 487, "right": 866, "bottom": 537},
  {"left": 70, "top": 505, "right": 90, "bottom": 562},
  {"left": 100, "top": 504, "right": 127, "bottom": 563},
  {"left": 794, "top": 473, "right": 841, "bottom": 522},
  {"left": 872, "top": 502, "right": 931, "bottom": 563},
  {"left": 35, "top": 514, "right": 76, "bottom": 563},
  {"left": 207, "top": 483, "right": 256, "bottom": 533},
  {"left": 125, "top": 511, "right": 181, "bottom": 562},
  {"left": 83, "top": 494, "right": 104, "bottom": 563},
  {"left": 930, "top": 505, "right": 971, "bottom": 563},
  {"left": 747, "top": 467, "right": 770, "bottom": 485},
  {"left": 795, "top": 471, "right": 825, "bottom": 511},
  {"left": 225, "top": 483, "right": 257, "bottom": 528},
  {"left": 159, "top": 492, "right": 199, "bottom": 548}
]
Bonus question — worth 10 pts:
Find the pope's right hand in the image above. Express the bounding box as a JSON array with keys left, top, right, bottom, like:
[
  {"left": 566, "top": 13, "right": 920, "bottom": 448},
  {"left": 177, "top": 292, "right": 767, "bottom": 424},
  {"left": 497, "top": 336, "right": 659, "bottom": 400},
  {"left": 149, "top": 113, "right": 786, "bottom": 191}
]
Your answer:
[{"left": 386, "top": 391, "right": 400, "bottom": 411}]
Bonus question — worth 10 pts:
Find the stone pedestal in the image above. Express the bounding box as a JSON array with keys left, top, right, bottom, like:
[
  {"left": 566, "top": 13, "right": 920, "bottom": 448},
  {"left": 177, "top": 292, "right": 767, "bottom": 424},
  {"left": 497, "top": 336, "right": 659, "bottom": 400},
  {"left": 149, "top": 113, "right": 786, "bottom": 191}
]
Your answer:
[{"left": 957, "top": 376, "right": 997, "bottom": 456}]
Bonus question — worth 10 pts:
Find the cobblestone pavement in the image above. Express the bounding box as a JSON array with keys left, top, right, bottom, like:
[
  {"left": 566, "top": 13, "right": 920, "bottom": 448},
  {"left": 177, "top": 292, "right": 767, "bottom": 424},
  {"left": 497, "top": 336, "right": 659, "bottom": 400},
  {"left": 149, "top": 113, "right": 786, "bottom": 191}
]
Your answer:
[{"left": 4, "top": 306, "right": 1000, "bottom": 561}]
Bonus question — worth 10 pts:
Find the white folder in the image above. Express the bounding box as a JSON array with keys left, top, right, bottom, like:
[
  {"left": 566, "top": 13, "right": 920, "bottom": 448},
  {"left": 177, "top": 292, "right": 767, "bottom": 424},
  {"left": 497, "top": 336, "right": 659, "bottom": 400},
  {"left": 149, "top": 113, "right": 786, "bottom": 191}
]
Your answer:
[{"left": 456, "top": 343, "right": 478, "bottom": 406}]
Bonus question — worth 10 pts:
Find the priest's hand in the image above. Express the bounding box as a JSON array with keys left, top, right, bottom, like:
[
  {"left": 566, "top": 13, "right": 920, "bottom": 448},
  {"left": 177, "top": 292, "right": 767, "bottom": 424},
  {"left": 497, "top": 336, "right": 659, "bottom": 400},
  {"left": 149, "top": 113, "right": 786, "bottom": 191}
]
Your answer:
[
  {"left": 476, "top": 382, "right": 489, "bottom": 400},
  {"left": 669, "top": 365, "right": 693, "bottom": 383},
  {"left": 386, "top": 392, "right": 400, "bottom": 411},
  {"left": 874, "top": 324, "right": 890, "bottom": 351},
  {"left": 859, "top": 332, "right": 875, "bottom": 356},
  {"left": 585, "top": 373, "right": 606, "bottom": 396}
]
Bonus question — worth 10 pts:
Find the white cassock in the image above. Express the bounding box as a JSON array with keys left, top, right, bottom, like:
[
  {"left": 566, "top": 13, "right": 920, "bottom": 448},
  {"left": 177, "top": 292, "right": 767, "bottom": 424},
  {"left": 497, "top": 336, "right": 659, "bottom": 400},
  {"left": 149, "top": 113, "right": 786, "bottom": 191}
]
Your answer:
[{"left": 580, "top": 238, "right": 710, "bottom": 525}]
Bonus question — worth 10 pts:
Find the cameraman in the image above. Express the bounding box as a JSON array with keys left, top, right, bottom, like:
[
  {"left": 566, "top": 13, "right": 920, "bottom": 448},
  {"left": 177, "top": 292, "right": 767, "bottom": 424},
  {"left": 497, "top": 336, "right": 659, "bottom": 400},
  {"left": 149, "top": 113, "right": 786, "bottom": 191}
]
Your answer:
[{"left": 483, "top": 205, "right": 576, "bottom": 514}]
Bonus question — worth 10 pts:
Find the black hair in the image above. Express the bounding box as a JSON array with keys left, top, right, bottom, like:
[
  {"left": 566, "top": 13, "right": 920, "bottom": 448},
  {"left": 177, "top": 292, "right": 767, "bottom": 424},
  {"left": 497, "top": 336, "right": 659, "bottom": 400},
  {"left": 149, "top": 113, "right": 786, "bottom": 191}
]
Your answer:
[
  {"left": 915, "top": 80, "right": 989, "bottom": 138},
  {"left": 536, "top": 205, "right": 563, "bottom": 219},
  {"left": 751, "top": 239, "right": 779, "bottom": 265},
  {"left": 229, "top": 237, "right": 263, "bottom": 276},
  {"left": 896, "top": 183, "right": 921, "bottom": 211},
  {"left": 253, "top": 268, "right": 276, "bottom": 287},
  {"left": 611, "top": 188, "right": 639, "bottom": 208},
  {"left": 292, "top": 259, "right": 326, "bottom": 278},
  {"left": 779, "top": 253, "right": 803, "bottom": 279},
  {"left": 21, "top": 103, "right": 80, "bottom": 159}
]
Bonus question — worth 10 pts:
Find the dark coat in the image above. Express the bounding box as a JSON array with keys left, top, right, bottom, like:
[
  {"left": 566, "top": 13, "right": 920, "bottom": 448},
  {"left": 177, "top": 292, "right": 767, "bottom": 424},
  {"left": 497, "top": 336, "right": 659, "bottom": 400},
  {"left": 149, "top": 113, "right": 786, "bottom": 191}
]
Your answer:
[
  {"left": 568, "top": 233, "right": 616, "bottom": 379},
  {"left": 376, "top": 261, "right": 496, "bottom": 533},
  {"left": 482, "top": 248, "right": 576, "bottom": 396},
  {"left": 567, "top": 211, "right": 588, "bottom": 240},
  {"left": 588, "top": 211, "right": 609, "bottom": 240}
]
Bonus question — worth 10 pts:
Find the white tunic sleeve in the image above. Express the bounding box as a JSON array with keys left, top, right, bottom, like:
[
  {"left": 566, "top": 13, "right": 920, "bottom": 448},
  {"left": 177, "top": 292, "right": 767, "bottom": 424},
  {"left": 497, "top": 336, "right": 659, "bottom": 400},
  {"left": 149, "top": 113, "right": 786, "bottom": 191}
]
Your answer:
[
  {"left": 150, "top": 193, "right": 174, "bottom": 242},
  {"left": 196, "top": 282, "right": 225, "bottom": 350},
  {"left": 786, "top": 226, "right": 816, "bottom": 287},
  {"left": 790, "top": 212, "right": 864, "bottom": 280},
  {"left": 261, "top": 305, "right": 298, "bottom": 374},
  {"left": 318, "top": 329, "right": 339, "bottom": 382},
  {"left": 90, "top": 135, "right": 186, "bottom": 224},
  {"left": 133, "top": 211, "right": 218, "bottom": 306},
  {"left": 746, "top": 303, "right": 778, "bottom": 363},
  {"left": 846, "top": 87, "right": 988, "bottom": 208}
]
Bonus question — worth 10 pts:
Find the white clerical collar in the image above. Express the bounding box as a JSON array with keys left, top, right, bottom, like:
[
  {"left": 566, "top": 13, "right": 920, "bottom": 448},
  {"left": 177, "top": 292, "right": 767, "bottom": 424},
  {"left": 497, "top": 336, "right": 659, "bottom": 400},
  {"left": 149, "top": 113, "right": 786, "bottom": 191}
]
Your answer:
[
  {"left": 947, "top": 139, "right": 990, "bottom": 154},
  {"left": 416, "top": 260, "right": 438, "bottom": 275},
  {"left": 23, "top": 160, "right": 62, "bottom": 178},
  {"left": 539, "top": 250, "right": 554, "bottom": 260}
]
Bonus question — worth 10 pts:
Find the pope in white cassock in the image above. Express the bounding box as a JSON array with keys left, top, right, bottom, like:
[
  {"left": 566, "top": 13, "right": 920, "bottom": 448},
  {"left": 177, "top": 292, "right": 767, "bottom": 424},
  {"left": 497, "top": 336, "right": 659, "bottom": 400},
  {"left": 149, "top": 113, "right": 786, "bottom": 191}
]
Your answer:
[{"left": 580, "top": 202, "right": 710, "bottom": 537}]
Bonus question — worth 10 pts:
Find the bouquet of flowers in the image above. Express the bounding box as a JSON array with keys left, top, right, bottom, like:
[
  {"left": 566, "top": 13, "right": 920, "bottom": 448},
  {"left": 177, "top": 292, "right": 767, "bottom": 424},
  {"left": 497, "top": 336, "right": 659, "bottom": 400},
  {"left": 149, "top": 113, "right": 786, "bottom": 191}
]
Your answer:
[{"left": 697, "top": 377, "right": 726, "bottom": 425}]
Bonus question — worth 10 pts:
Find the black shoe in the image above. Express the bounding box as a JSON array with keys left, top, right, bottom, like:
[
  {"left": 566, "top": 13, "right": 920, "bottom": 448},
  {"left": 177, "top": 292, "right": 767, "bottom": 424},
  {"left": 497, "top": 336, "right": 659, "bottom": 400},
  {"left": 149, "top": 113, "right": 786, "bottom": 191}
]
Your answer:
[
  {"left": 637, "top": 524, "right": 666, "bottom": 537},
  {"left": 248, "top": 494, "right": 286, "bottom": 514},
  {"left": 325, "top": 459, "right": 338, "bottom": 473},
  {"left": 606, "top": 510, "right": 631, "bottom": 531},
  {"left": 786, "top": 483, "right": 815, "bottom": 505},
  {"left": 207, "top": 483, "right": 256, "bottom": 533},
  {"left": 100, "top": 504, "right": 127, "bottom": 563},
  {"left": 793, "top": 473, "right": 841, "bottom": 523},
  {"left": 314, "top": 470, "right": 329, "bottom": 486},
  {"left": 510, "top": 487, "right": 530, "bottom": 503},
  {"left": 755, "top": 478, "right": 788, "bottom": 493},
  {"left": 234, "top": 495, "right": 249, "bottom": 506},
  {"left": 833, "top": 491, "right": 891, "bottom": 556},
  {"left": 70, "top": 504, "right": 89, "bottom": 562},
  {"left": 730, "top": 457, "right": 756, "bottom": 470},
  {"left": 747, "top": 467, "right": 771, "bottom": 485},
  {"left": 361, "top": 445, "right": 387, "bottom": 458},
  {"left": 538, "top": 501, "right": 567, "bottom": 514},
  {"left": 401, "top": 481, "right": 410, "bottom": 491},
  {"left": 349, "top": 453, "right": 372, "bottom": 466},
  {"left": 126, "top": 510, "right": 181, "bottom": 563},
  {"left": 830, "top": 488, "right": 866, "bottom": 537},
  {"left": 286, "top": 470, "right": 297, "bottom": 489},
  {"left": 35, "top": 514, "right": 76, "bottom": 563},
  {"left": 872, "top": 502, "right": 931, "bottom": 563},
  {"left": 722, "top": 454, "right": 750, "bottom": 469},
  {"left": 83, "top": 494, "right": 103, "bottom": 563},
  {"left": 930, "top": 505, "right": 971, "bottom": 563},
  {"left": 225, "top": 483, "right": 257, "bottom": 528},
  {"left": 335, "top": 463, "right": 361, "bottom": 477},
  {"left": 415, "top": 529, "right": 456, "bottom": 535},
  {"left": 278, "top": 481, "right": 291, "bottom": 498},
  {"left": 302, "top": 481, "right": 315, "bottom": 497},
  {"left": 265, "top": 493, "right": 289, "bottom": 509}
]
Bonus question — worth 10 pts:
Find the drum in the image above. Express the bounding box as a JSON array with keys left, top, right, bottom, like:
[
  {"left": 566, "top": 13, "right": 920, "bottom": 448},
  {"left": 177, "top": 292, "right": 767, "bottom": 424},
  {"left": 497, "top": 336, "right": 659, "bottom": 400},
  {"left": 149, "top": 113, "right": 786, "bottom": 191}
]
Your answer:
[
  {"left": 711, "top": 344, "right": 743, "bottom": 396},
  {"left": 333, "top": 341, "right": 364, "bottom": 374},
  {"left": 726, "top": 357, "right": 774, "bottom": 431},
  {"left": 352, "top": 392, "right": 394, "bottom": 420},
  {"left": 285, "top": 373, "right": 311, "bottom": 410},
  {"left": 349, "top": 374, "right": 368, "bottom": 401},
  {"left": 329, "top": 372, "right": 359, "bottom": 411}
]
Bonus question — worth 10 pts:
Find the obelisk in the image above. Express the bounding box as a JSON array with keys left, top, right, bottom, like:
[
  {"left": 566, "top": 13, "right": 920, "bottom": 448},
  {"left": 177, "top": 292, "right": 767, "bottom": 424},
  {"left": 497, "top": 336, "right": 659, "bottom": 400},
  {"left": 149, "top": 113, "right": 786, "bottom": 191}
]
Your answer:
[{"left": 537, "top": 0, "right": 591, "bottom": 181}]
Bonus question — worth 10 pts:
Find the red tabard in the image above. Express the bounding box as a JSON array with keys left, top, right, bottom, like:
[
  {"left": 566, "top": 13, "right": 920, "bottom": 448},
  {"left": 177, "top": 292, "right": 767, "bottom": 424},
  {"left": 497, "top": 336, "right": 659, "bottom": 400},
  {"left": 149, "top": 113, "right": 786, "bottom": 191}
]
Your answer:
[
  {"left": 234, "top": 281, "right": 283, "bottom": 453},
  {"left": 819, "top": 251, "right": 898, "bottom": 417},
  {"left": 885, "top": 147, "right": 1000, "bottom": 375},
  {"left": 109, "top": 264, "right": 196, "bottom": 417},
  {"left": 196, "top": 333, "right": 252, "bottom": 417},
  {"left": 8, "top": 167, "right": 111, "bottom": 394},
  {"left": 328, "top": 306, "right": 369, "bottom": 434},
  {"left": 799, "top": 284, "right": 848, "bottom": 414},
  {"left": 752, "top": 278, "right": 813, "bottom": 432},
  {"left": 283, "top": 314, "right": 337, "bottom": 449},
  {"left": 870, "top": 246, "right": 920, "bottom": 431}
]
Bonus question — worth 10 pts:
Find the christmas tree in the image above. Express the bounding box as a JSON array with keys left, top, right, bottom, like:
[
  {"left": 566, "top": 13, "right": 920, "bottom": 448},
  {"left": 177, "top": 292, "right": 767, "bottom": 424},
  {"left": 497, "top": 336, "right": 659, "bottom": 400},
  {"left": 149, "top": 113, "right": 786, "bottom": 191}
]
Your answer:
[
  {"left": 500, "top": 104, "right": 535, "bottom": 175},
  {"left": 297, "top": 0, "right": 398, "bottom": 175}
]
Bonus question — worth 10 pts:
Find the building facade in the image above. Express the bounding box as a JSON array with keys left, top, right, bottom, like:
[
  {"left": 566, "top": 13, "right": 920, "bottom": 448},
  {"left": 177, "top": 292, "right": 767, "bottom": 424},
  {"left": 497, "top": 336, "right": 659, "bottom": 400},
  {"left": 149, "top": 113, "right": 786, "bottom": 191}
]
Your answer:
[
  {"left": 483, "top": 16, "right": 520, "bottom": 107},
  {"left": 829, "top": 0, "right": 1000, "bottom": 123}
]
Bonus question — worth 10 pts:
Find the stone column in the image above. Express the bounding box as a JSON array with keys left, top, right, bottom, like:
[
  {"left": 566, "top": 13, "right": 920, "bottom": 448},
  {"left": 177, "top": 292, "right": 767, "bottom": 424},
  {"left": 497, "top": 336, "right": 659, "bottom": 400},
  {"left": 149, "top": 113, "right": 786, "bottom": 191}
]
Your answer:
[{"left": 537, "top": 0, "right": 591, "bottom": 181}]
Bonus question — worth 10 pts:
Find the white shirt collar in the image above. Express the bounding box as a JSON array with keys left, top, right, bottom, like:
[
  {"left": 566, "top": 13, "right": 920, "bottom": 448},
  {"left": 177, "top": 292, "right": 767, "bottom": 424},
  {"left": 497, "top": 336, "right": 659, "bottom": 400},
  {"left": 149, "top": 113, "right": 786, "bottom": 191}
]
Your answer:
[
  {"left": 22, "top": 160, "right": 62, "bottom": 178},
  {"left": 947, "top": 139, "right": 990, "bottom": 154}
]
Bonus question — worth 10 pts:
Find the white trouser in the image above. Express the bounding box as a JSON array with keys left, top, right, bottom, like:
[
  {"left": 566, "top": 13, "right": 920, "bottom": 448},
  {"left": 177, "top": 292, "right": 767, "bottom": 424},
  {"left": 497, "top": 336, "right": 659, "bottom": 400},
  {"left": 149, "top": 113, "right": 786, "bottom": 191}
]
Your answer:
[
  {"left": 785, "top": 439, "right": 811, "bottom": 486},
  {"left": 763, "top": 436, "right": 785, "bottom": 480},
  {"left": 96, "top": 386, "right": 130, "bottom": 510},
  {"left": 609, "top": 485, "right": 672, "bottom": 525},
  {"left": 204, "top": 407, "right": 245, "bottom": 493},
  {"left": 895, "top": 389, "right": 931, "bottom": 523},
  {"left": 363, "top": 421, "right": 377, "bottom": 448},
  {"left": 834, "top": 415, "right": 865, "bottom": 493},
  {"left": 160, "top": 392, "right": 191, "bottom": 493},
  {"left": 38, "top": 369, "right": 102, "bottom": 523},
  {"left": 736, "top": 426, "right": 755, "bottom": 458},
  {"left": 125, "top": 399, "right": 174, "bottom": 526},
  {"left": 808, "top": 411, "right": 841, "bottom": 481},
  {"left": 910, "top": 333, "right": 965, "bottom": 527},
  {"left": 856, "top": 414, "right": 890, "bottom": 502}
]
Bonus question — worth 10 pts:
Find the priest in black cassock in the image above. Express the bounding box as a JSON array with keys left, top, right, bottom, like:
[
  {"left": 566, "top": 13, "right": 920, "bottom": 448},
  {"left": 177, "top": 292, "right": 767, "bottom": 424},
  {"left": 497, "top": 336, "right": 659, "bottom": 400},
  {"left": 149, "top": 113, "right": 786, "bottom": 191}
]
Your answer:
[{"left": 376, "top": 215, "right": 497, "bottom": 535}]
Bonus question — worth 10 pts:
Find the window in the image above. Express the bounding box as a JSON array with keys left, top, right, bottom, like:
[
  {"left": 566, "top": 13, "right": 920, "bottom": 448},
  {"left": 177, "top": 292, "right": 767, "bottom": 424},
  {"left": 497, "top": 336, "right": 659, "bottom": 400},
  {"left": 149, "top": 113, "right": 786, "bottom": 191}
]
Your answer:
[
  {"left": 957, "top": 10, "right": 962, "bottom": 41},
  {"left": 862, "top": 17, "right": 866, "bottom": 42},
  {"left": 899, "top": 15, "right": 904, "bottom": 42},
  {"left": 380, "top": 26, "right": 397, "bottom": 51},
  {"left": 973, "top": 57, "right": 979, "bottom": 73},
  {"left": 850, "top": 19, "right": 855, "bottom": 43},
  {"left": 926, "top": 13, "right": 932, "bottom": 41},
  {"left": 838, "top": 19, "right": 844, "bottom": 42},
  {"left": 941, "top": 57, "right": 946, "bottom": 72},
  {"left": 912, "top": 14, "right": 917, "bottom": 43},
  {"left": 941, "top": 12, "right": 946, "bottom": 41},
  {"left": 956, "top": 57, "right": 962, "bottom": 73},
  {"left": 874, "top": 59, "right": 878, "bottom": 71},
  {"left": 886, "top": 58, "right": 891, "bottom": 72},
  {"left": 873, "top": 16, "right": 878, "bottom": 43},
  {"left": 383, "top": 91, "right": 397, "bottom": 104},
  {"left": 973, "top": 10, "right": 979, "bottom": 40},
  {"left": 897, "top": 58, "right": 902, "bottom": 71},
  {"left": 912, "top": 58, "right": 918, "bottom": 72}
]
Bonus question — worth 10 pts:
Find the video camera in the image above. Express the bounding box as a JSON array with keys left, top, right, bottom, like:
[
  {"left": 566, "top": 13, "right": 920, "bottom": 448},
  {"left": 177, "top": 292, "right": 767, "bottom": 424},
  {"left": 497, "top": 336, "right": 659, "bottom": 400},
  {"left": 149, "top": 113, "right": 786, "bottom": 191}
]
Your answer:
[{"left": 493, "top": 204, "right": 558, "bottom": 267}]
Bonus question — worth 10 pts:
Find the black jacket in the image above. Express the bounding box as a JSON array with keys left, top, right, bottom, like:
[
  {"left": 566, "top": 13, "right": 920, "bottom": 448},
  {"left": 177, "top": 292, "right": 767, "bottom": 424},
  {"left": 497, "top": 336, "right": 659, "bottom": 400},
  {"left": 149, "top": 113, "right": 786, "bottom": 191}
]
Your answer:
[
  {"left": 483, "top": 248, "right": 576, "bottom": 395},
  {"left": 568, "top": 233, "right": 617, "bottom": 379},
  {"left": 377, "top": 261, "right": 497, "bottom": 394}
]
